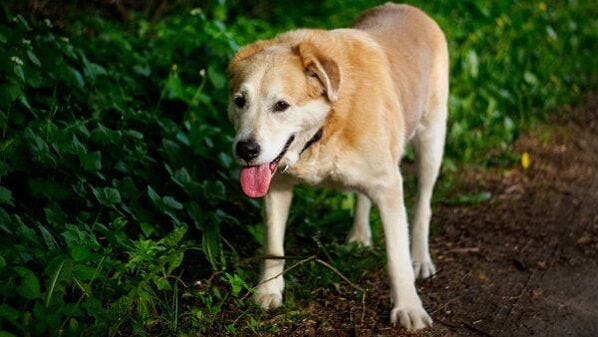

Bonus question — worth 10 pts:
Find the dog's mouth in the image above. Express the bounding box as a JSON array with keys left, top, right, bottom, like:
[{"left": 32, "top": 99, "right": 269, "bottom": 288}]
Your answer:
[{"left": 239, "top": 135, "right": 295, "bottom": 198}]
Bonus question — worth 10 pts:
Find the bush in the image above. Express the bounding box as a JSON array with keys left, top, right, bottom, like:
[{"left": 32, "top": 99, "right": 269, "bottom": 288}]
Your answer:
[
  {"left": 0, "top": 1, "right": 595, "bottom": 335},
  {"left": 0, "top": 8, "right": 256, "bottom": 336}
]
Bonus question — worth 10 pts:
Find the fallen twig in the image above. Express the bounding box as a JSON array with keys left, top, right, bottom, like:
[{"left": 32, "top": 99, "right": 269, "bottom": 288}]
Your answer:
[
  {"left": 243, "top": 254, "right": 369, "bottom": 325},
  {"left": 314, "top": 257, "right": 367, "bottom": 325},
  {"left": 462, "top": 320, "right": 497, "bottom": 337},
  {"left": 239, "top": 255, "right": 318, "bottom": 302},
  {"left": 446, "top": 247, "right": 481, "bottom": 254},
  {"left": 430, "top": 295, "right": 462, "bottom": 315},
  {"left": 315, "top": 258, "right": 365, "bottom": 293},
  {"left": 256, "top": 255, "right": 318, "bottom": 287},
  {"left": 436, "top": 318, "right": 497, "bottom": 337}
]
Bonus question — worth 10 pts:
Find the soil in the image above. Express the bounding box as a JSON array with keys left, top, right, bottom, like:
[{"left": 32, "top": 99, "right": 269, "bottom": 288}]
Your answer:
[{"left": 275, "top": 97, "right": 598, "bottom": 337}]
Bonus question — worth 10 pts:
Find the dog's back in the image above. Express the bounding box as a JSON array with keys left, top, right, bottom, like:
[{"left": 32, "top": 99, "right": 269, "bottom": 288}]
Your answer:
[{"left": 354, "top": 3, "right": 449, "bottom": 139}]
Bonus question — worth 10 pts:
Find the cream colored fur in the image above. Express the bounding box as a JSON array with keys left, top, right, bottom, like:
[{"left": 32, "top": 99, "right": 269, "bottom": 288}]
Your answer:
[{"left": 227, "top": 3, "right": 448, "bottom": 331}]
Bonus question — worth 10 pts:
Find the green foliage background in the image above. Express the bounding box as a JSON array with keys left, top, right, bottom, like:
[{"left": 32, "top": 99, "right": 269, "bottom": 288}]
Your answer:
[{"left": 0, "top": 0, "right": 595, "bottom": 335}]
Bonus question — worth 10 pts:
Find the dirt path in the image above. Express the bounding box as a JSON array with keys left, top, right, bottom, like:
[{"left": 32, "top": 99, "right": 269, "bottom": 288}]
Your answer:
[{"left": 279, "top": 98, "right": 598, "bottom": 337}]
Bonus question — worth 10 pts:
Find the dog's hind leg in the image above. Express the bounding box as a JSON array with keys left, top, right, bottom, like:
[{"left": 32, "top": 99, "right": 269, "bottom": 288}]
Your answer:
[
  {"left": 254, "top": 181, "right": 293, "bottom": 309},
  {"left": 410, "top": 103, "right": 447, "bottom": 279},
  {"left": 346, "top": 192, "right": 372, "bottom": 246}
]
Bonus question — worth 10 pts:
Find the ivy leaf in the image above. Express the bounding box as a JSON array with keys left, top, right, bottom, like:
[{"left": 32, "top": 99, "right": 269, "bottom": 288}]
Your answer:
[
  {"left": 102, "top": 188, "right": 121, "bottom": 205},
  {"left": 80, "top": 151, "right": 102, "bottom": 171},
  {"left": 140, "top": 222, "right": 155, "bottom": 237},
  {"left": 68, "top": 66, "right": 85, "bottom": 88},
  {"left": 14, "top": 267, "right": 41, "bottom": 300},
  {"left": 203, "top": 180, "right": 226, "bottom": 200},
  {"left": 0, "top": 83, "right": 23, "bottom": 107},
  {"left": 147, "top": 186, "right": 160, "bottom": 203},
  {"left": 70, "top": 246, "right": 91, "bottom": 262},
  {"left": 125, "top": 130, "right": 144, "bottom": 140},
  {"left": 0, "top": 304, "right": 20, "bottom": 328},
  {"left": 26, "top": 68, "right": 42, "bottom": 87},
  {"left": 27, "top": 50, "right": 41, "bottom": 66},
  {"left": 37, "top": 223, "right": 58, "bottom": 250},
  {"left": 133, "top": 64, "right": 151, "bottom": 77},
  {"left": 93, "top": 187, "right": 121, "bottom": 206},
  {"left": 207, "top": 65, "right": 226, "bottom": 89},
  {"left": 13, "top": 65, "right": 25, "bottom": 82},
  {"left": 162, "top": 196, "right": 183, "bottom": 210},
  {"left": 19, "top": 96, "right": 32, "bottom": 111},
  {"left": 0, "top": 186, "right": 13, "bottom": 205},
  {"left": 81, "top": 55, "right": 106, "bottom": 79},
  {"left": 73, "top": 264, "right": 97, "bottom": 281},
  {"left": 0, "top": 208, "right": 10, "bottom": 234}
]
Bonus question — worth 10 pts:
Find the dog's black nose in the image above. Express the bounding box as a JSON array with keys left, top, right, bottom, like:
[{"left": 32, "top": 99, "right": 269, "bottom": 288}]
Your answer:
[{"left": 236, "top": 139, "right": 260, "bottom": 162}]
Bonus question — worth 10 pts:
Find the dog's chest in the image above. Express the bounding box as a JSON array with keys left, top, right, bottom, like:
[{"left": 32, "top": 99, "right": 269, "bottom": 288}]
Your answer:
[
  {"left": 287, "top": 160, "right": 340, "bottom": 186},
  {"left": 284, "top": 146, "right": 364, "bottom": 189}
]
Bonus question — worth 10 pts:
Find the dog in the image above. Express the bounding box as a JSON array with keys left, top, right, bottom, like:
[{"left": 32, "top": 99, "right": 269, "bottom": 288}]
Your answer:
[{"left": 227, "top": 3, "right": 448, "bottom": 330}]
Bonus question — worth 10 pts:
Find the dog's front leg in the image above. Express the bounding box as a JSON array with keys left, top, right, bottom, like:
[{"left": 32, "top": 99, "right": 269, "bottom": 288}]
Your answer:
[
  {"left": 253, "top": 181, "right": 293, "bottom": 309},
  {"left": 368, "top": 173, "right": 432, "bottom": 330}
]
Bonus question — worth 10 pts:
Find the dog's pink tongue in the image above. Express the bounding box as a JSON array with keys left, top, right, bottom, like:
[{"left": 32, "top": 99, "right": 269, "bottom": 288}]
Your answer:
[{"left": 240, "top": 164, "right": 272, "bottom": 198}]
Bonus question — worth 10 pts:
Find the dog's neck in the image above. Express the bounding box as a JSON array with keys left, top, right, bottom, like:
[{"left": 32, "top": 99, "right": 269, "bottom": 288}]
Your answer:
[
  {"left": 300, "top": 128, "right": 323, "bottom": 155},
  {"left": 277, "top": 126, "right": 324, "bottom": 175}
]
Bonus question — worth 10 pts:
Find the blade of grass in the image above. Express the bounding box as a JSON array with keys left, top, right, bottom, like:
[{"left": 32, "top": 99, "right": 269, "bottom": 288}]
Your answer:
[{"left": 45, "top": 260, "right": 65, "bottom": 307}]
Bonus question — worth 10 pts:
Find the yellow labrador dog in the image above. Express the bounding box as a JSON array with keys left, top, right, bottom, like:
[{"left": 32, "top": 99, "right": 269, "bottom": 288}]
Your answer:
[{"left": 227, "top": 3, "right": 447, "bottom": 330}]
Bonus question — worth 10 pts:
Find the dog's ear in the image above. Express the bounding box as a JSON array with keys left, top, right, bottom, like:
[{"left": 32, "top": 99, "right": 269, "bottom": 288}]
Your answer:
[
  {"left": 294, "top": 42, "right": 340, "bottom": 102},
  {"left": 228, "top": 40, "right": 274, "bottom": 74}
]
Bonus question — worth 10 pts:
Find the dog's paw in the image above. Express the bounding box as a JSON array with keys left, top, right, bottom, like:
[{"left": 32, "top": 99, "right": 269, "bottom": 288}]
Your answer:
[
  {"left": 346, "top": 231, "right": 372, "bottom": 247},
  {"left": 254, "top": 276, "right": 284, "bottom": 309},
  {"left": 412, "top": 258, "right": 436, "bottom": 279},
  {"left": 390, "top": 303, "right": 433, "bottom": 330},
  {"left": 253, "top": 292, "right": 283, "bottom": 310}
]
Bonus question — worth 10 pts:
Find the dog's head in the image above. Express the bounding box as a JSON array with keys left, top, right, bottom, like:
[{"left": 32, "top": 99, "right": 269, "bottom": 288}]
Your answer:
[{"left": 227, "top": 39, "right": 340, "bottom": 198}]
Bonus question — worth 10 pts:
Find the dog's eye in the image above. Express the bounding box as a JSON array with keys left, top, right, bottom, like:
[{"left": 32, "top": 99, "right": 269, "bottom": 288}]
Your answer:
[
  {"left": 273, "top": 100, "right": 290, "bottom": 112},
  {"left": 233, "top": 95, "right": 246, "bottom": 109}
]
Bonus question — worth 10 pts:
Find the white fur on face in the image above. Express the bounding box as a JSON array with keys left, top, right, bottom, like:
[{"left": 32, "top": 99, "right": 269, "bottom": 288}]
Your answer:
[{"left": 229, "top": 62, "right": 330, "bottom": 167}]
